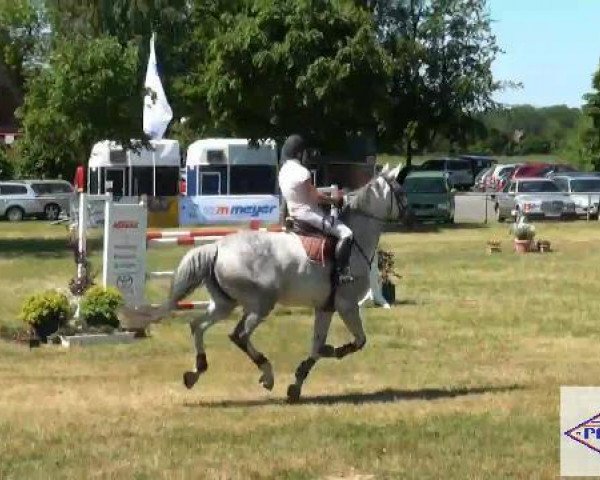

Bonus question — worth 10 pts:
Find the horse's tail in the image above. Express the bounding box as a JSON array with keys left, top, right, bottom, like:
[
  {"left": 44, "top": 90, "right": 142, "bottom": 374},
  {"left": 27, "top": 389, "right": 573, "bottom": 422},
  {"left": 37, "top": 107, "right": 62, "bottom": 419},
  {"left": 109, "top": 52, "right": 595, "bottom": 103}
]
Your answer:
[
  {"left": 119, "top": 243, "right": 218, "bottom": 328},
  {"left": 167, "top": 243, "right": 218, "bottom": 310}
]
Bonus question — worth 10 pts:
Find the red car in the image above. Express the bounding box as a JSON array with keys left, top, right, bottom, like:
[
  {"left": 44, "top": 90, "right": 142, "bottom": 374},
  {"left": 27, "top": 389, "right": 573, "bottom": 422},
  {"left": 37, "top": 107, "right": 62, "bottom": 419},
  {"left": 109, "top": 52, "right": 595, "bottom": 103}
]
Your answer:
[{"left": 512, "top": 163, "right": 578, "bottom": 180}]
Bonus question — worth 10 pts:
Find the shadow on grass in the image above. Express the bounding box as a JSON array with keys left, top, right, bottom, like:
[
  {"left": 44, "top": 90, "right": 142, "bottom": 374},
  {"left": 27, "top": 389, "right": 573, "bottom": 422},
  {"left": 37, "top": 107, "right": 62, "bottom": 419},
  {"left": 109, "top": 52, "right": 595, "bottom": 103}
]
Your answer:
[
  {"left": 0, "top": 237, "right": 103, "bottom": 259},
  {"left": 185, "top": 384, "right": 524, "bottom": 409}
]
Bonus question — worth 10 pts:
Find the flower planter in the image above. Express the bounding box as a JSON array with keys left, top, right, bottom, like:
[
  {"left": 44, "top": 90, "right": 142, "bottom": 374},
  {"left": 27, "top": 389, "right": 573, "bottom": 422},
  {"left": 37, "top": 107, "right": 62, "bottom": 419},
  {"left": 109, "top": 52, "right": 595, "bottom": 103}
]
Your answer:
[
  {"left": 381, "top": 281, "right": 396, "bottom": 305},
  {"left": 31, "top": 318, "right": 61, "bottom": 342},
  {"left": 487, "top": 242, "right": 501, "bottom": 254},
  {"left": 537, "top": 240, "right": 551, "bottom": 253},
  {"left": 513, "top": 239, "right": 532, "bottom": 254}
]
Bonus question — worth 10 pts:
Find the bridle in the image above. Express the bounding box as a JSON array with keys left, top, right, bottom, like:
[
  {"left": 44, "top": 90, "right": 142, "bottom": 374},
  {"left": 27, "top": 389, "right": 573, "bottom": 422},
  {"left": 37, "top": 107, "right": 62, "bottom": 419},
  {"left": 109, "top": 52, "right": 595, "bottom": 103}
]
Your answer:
[
  {"left": 349, "top": 176, "right": 407, "bottom": 223},
  {"left": 345, "top": 175, "right": 408, "bottom": 268}
]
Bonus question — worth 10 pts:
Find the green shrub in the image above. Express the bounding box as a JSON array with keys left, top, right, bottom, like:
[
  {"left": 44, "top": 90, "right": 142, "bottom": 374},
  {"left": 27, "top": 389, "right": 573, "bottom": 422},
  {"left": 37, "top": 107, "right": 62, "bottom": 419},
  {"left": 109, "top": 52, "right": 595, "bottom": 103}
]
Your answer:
[
  {"left": 0, "top": 147, "right": 15, "bottom": 180},
  {"left": 80, "top": 286, "right": 123, "bottom": 328},
  {"left": 19, "top": 290, "right": 71, "bottom": 337}
]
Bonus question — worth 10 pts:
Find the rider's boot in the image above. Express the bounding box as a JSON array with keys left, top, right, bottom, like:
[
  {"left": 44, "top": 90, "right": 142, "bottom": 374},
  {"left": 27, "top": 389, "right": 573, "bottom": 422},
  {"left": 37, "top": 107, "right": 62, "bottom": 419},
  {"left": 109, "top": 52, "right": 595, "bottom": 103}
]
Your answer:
[{"left": 335, "top": 236, "right": 354, "bottom": 284}]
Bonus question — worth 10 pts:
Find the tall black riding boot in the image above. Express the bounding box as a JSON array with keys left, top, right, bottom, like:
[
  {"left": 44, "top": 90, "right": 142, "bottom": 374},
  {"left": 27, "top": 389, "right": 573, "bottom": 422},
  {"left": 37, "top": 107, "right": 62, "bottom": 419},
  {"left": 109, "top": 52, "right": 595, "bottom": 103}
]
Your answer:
[{"left": 335, "top": 236, "right": 354, "bottom": 284}]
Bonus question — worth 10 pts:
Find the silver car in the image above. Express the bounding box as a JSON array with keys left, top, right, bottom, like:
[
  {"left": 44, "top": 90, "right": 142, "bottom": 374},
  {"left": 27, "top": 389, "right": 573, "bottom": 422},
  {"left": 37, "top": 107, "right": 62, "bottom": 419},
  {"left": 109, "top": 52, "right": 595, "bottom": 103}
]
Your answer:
[
  {"left": 552, "top": 175, "right": 600, "bottom": 217},
  {"left": 0, "top": 179, "right": 74, "bottom": 221},
  {"left": 22, "top": 180, "right": 75, "bottom": 220},
  {"left": 494, "top": 178, "right": 576, "bottom": 222}
]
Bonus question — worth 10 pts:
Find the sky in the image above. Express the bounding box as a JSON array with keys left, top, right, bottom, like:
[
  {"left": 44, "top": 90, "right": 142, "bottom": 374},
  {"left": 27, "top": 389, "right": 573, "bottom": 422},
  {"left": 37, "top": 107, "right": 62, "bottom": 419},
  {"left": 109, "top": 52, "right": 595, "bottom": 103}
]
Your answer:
[{"left": 489, "top": 0, "right": 600, "bottom": 108}]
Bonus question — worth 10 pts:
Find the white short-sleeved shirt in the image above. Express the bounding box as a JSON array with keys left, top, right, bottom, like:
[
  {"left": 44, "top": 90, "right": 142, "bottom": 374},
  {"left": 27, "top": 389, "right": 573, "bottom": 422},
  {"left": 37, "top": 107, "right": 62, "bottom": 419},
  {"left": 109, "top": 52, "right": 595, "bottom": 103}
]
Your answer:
[{"left": 278, "top": 159, "right": 323, "bottom": 216}]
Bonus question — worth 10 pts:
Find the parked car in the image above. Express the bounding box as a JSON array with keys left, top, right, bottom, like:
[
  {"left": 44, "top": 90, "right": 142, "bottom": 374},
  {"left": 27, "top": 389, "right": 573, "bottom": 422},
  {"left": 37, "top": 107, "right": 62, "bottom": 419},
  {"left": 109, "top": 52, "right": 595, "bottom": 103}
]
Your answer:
[
  {"left": 0, "top": 182, "right": 40, "bottom": 221},
  {"left": 473, "top": 167, "right": 494, "bottom": 192},
  {"left": 418, "top": 158, "right": 473, "bottom": 190},
  {"left": 486, "top": 164, "right": 522, "bottom": 191},
  {"left": 494, "top": 178, "right": 576, "bottom": 222},
  {"left": 21, "top": 180, "right": 75, "bottom": 220},
  {"left": 459, "top": 155, "right": 497, "bottom": 177},
  {"left": 512, "top": 163, "right": 578, "bottom": 180},
  {"left": 0, "top": 179, "right": 74, "bottom": 221},
  {"left": 404, "top": 171, "right": 455, "bottom": 223},
  {"left": 552, "top": 175, "right": 600, "bottom": 217}
]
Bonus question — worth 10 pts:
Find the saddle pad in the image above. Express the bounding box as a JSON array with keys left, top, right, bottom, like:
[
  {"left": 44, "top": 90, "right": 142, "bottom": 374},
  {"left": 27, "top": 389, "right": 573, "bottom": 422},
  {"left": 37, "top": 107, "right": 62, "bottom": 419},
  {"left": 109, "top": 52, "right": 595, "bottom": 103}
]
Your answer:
[{"left": 299, "top": 235, "right": 336, "bottom": 266}]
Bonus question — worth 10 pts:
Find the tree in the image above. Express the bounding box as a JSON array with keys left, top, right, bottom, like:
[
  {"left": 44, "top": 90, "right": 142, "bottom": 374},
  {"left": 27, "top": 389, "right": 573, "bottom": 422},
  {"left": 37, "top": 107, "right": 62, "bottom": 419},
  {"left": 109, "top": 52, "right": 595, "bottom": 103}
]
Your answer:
[
  {"left": 177, "top": 0, "right": 389, "bottom": 150},
  {"left": 16, "top": 36, "right": 140, "bottom": 178},
  {"left": 0, "top": 0, "right": 48, "bottom": 128},
  {"left": 582, "top": 63, "right": 600, "bottom": 170},
  {"left": 372, "top": 0, "right": 500, "bottom": 164},
  {"left": 46, "top": 0, "right": 191, "bottom": 117}
]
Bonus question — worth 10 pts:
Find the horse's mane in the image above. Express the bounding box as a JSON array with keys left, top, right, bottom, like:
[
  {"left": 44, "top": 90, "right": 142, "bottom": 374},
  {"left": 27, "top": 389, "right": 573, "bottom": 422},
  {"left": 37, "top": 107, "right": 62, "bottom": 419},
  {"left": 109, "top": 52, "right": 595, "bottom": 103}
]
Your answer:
[{"left": 342, "top": 179, "right": 377, "bottom": 219}]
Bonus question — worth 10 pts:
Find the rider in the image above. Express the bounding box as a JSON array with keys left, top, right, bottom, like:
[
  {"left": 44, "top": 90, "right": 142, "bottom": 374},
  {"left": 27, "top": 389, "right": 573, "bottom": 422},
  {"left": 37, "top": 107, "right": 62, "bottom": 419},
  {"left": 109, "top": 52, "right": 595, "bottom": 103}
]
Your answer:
[{"left": 278, "top": 134, "right": 354, "bottom": 284}]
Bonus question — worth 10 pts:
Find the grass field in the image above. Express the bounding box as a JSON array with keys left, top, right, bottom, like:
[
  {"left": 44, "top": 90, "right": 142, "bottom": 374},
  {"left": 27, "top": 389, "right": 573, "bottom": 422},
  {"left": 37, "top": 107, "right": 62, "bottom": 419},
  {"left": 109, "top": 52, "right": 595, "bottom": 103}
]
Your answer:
[{"left": 2, "top": 219, "right": 600, "bottom": 478}]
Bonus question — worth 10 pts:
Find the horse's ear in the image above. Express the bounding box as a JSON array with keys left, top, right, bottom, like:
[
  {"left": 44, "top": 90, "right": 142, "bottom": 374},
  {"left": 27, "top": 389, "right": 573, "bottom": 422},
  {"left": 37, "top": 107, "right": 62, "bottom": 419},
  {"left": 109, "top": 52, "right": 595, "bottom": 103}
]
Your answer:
[
  {"left": 388, "top": 164, "right": 402, "bottom": 180},
  {"left": 380, "top": 163, "right": 390, "bottom": 175}
]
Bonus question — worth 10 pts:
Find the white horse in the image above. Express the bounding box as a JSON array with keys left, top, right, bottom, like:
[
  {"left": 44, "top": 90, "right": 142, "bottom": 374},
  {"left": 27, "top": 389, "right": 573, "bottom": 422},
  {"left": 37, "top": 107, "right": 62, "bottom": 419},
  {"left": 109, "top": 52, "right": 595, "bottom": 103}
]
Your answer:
[{"left": 124, "top": 164, "right": 408, "bottom": 402}]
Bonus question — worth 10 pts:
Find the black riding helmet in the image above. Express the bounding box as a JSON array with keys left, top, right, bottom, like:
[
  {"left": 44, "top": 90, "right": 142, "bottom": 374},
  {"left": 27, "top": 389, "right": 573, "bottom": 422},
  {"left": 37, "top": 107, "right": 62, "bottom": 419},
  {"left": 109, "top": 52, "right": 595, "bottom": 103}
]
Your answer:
[{"left": 281, "top": 134, "right": 306, "bottom": 162}]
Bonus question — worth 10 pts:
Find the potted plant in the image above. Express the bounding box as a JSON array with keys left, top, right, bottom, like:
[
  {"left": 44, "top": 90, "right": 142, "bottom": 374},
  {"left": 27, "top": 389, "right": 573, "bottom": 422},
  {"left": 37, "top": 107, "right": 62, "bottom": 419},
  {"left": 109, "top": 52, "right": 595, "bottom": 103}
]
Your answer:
[
  {"left": 377, "top": 249, "right": 401, "bottom": 304},
  {"left": 487, "top": 239, "right": 502, "bottom": 254},
  {"left": 537, "top": 239, "right": 551, "bottom": 253},
  {"left": 79, "top": 286, "right": 124, "bottom": 329},
  {"left": 511, "top": 218, "right": 536, "bottom": 253},
  {"left": 19, "top": 290, "right": 71, "bottom": 342}
]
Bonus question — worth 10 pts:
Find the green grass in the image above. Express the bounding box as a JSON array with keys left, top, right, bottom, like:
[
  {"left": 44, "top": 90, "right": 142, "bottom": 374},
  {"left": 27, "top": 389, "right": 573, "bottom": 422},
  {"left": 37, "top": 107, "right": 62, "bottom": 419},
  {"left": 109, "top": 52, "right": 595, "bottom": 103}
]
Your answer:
[{"left": 2, "top": 219, "right": 600, "bottom": 478}]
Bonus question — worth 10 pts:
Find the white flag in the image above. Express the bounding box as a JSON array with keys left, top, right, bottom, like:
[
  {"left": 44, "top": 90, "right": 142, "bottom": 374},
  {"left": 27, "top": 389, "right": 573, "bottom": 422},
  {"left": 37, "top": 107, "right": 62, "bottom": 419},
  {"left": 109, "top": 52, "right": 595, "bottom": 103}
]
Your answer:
[{"left": 143, "top": 33, "right": 173, "bottom": 140}]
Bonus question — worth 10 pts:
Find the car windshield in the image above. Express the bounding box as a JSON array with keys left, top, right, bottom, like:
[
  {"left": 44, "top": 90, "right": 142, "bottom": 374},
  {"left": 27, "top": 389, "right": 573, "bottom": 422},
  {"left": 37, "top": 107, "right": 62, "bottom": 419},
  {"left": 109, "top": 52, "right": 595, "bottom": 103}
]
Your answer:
[
  {"left": 498, "top": 167, "right": 515, "bottom": 178},
  {"left": 570, "top": 179, "right": 600, "bottom": 192},
  {"left": 519, "top": 181, "right": 560, "bottom": 193},
  {"left": 404, "top": 177, "right": 448, "bottom": 193},
  {"left": 447, "top": 160, "right": 471, "bottom": 170},
  {"left": 420, "top": 160, "right": 445, "bottom": 171}
]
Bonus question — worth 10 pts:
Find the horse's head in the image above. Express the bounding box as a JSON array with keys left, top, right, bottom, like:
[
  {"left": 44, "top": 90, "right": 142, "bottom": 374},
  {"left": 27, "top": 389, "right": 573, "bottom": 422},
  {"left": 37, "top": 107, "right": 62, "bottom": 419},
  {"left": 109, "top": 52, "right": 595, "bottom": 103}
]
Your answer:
[{"left": 348, "top": 163, "right": 410, "bottom": 223}]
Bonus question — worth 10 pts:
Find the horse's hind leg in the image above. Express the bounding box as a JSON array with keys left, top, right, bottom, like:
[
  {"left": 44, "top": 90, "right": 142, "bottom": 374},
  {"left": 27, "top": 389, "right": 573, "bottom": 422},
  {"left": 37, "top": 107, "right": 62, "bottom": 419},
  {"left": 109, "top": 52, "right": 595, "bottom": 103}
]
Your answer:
[
  {"left": 229, "top": 311, "right": 274, "bottom": 391},
  {"left": 287, "top": 309, "right": 333, "bottom": 402},
  {"left": 183, "top": 300, "right": 234, "bottom": 389}
]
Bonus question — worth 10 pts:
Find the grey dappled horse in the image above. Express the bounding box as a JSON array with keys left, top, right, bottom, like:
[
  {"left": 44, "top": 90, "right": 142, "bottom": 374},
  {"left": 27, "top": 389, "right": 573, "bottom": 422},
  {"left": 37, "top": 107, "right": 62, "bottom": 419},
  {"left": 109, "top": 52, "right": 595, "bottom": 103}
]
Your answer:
[{"left": 126, "top": 164, "right": 408, "bottom": 402}]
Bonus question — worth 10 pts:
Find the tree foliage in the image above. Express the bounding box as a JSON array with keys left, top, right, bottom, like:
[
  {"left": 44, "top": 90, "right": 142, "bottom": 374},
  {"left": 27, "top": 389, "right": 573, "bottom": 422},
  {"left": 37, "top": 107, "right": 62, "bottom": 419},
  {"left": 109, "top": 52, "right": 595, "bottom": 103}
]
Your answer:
[
  {"left": 7, "top": 0, "right": 510, "bottom": 177},
  {"left": 16, "top": 36, "right": 140, "bottom": 177},
  {"left": 375, "top": 0, "right": 500, "bottom": 164},
  {"left": 176, "top": 0, "right": 388, "bottom": 150},
  {"left": 581, "top": 63, "right": 600, "bottom": 170}
]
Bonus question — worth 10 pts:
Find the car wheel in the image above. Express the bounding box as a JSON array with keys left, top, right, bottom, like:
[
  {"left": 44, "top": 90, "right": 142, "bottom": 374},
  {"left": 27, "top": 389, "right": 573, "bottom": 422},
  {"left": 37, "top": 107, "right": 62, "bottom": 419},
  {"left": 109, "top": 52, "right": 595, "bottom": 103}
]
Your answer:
[
  {"left": 494, "top": 204, "right": 504, "bottom": 222},
  {"left": 44, "top": 203, "right": 61, "bottom": 221},
  {"left": 6, "top": 206, "right": 25, "bottom": 222}
]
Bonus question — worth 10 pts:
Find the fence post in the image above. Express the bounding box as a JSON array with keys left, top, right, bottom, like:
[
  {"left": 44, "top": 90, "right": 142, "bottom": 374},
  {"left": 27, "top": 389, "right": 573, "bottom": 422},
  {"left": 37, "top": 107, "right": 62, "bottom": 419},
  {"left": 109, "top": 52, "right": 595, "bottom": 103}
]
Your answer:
[
  {"left": 484, "top": 192, "right": 488, "bottom": 224},
  {"left": 588, "top": 194, "right": 591, "bottom": 222}
]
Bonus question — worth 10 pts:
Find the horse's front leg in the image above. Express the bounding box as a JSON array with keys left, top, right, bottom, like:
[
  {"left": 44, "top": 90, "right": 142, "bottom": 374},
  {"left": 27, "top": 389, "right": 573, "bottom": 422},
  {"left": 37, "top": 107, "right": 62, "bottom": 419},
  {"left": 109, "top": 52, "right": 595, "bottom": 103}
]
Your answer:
[
  {"left": 287, "top": 309, "right": 333, "bottom": 403},
  {"left": 332, "top": 305, "right": 367, "bottom": 359}
]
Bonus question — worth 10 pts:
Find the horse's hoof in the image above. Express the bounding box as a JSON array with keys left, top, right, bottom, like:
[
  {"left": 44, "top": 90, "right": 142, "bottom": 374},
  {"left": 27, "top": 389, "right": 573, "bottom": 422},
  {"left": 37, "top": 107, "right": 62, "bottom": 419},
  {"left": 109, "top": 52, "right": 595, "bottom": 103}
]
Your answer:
[
  {"left": 183, "top": 371, "right": 199, "bottom": 389},
  {"left": 259, "top": 373, "right": 274, "bottom": 391},
  {"left": 287, "top": 384, "right": 301, "bottom": 403}
]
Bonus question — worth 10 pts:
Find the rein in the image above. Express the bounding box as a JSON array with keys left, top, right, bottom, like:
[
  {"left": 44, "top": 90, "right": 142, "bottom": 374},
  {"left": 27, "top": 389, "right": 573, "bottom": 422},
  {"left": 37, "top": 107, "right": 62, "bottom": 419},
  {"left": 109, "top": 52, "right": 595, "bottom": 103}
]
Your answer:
[{"left": 344, "top": 176, "right": 406, "bottom": 268}]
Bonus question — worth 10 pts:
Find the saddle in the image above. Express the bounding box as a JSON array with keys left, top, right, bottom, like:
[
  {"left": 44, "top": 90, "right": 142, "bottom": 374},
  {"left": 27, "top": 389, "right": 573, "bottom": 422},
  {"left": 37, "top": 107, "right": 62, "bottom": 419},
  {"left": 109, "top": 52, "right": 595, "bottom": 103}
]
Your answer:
[{"left": 286, "top": 218, "right": 336, "bottom": 266}]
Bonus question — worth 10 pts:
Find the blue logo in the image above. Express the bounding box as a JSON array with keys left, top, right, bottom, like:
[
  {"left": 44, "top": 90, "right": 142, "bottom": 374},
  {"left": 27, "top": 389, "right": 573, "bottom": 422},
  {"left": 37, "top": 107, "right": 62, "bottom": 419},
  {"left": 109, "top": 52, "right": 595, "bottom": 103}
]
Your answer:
[{"left": 565, "top": 412, "right": 600, "bottom": 455}]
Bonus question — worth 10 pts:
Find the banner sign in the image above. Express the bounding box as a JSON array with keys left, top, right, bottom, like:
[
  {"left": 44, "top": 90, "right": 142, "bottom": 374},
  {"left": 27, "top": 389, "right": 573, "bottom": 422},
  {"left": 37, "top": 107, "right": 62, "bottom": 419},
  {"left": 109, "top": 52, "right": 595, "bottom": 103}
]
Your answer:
[
  {"left": 179, "top": 195, "right": 280, "bottom": 225},
  {"left": 102, "top": 201, "right": 147, "bottom": 307}
]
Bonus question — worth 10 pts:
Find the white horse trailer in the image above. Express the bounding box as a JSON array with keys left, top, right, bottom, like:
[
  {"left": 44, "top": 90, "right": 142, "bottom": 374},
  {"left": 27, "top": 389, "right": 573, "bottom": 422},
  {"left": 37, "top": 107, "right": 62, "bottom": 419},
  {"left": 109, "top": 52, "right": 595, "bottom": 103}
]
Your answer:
[
  {"left": 185, "top": 138, "right": 278, "bottom": 196},
  {"left": 87, "top": 139, "right": 181, "bottom": 197}
]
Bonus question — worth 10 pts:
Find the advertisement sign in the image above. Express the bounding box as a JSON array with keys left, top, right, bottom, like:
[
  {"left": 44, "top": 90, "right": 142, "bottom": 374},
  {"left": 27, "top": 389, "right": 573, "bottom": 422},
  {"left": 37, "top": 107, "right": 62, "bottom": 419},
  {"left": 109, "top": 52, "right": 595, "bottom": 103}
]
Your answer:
[
  {"left": 102, "top": 202, "right": 147, "bottom": 306},
  {"left": 179, "top": 195, "right": 280, "bottom": 225}
]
